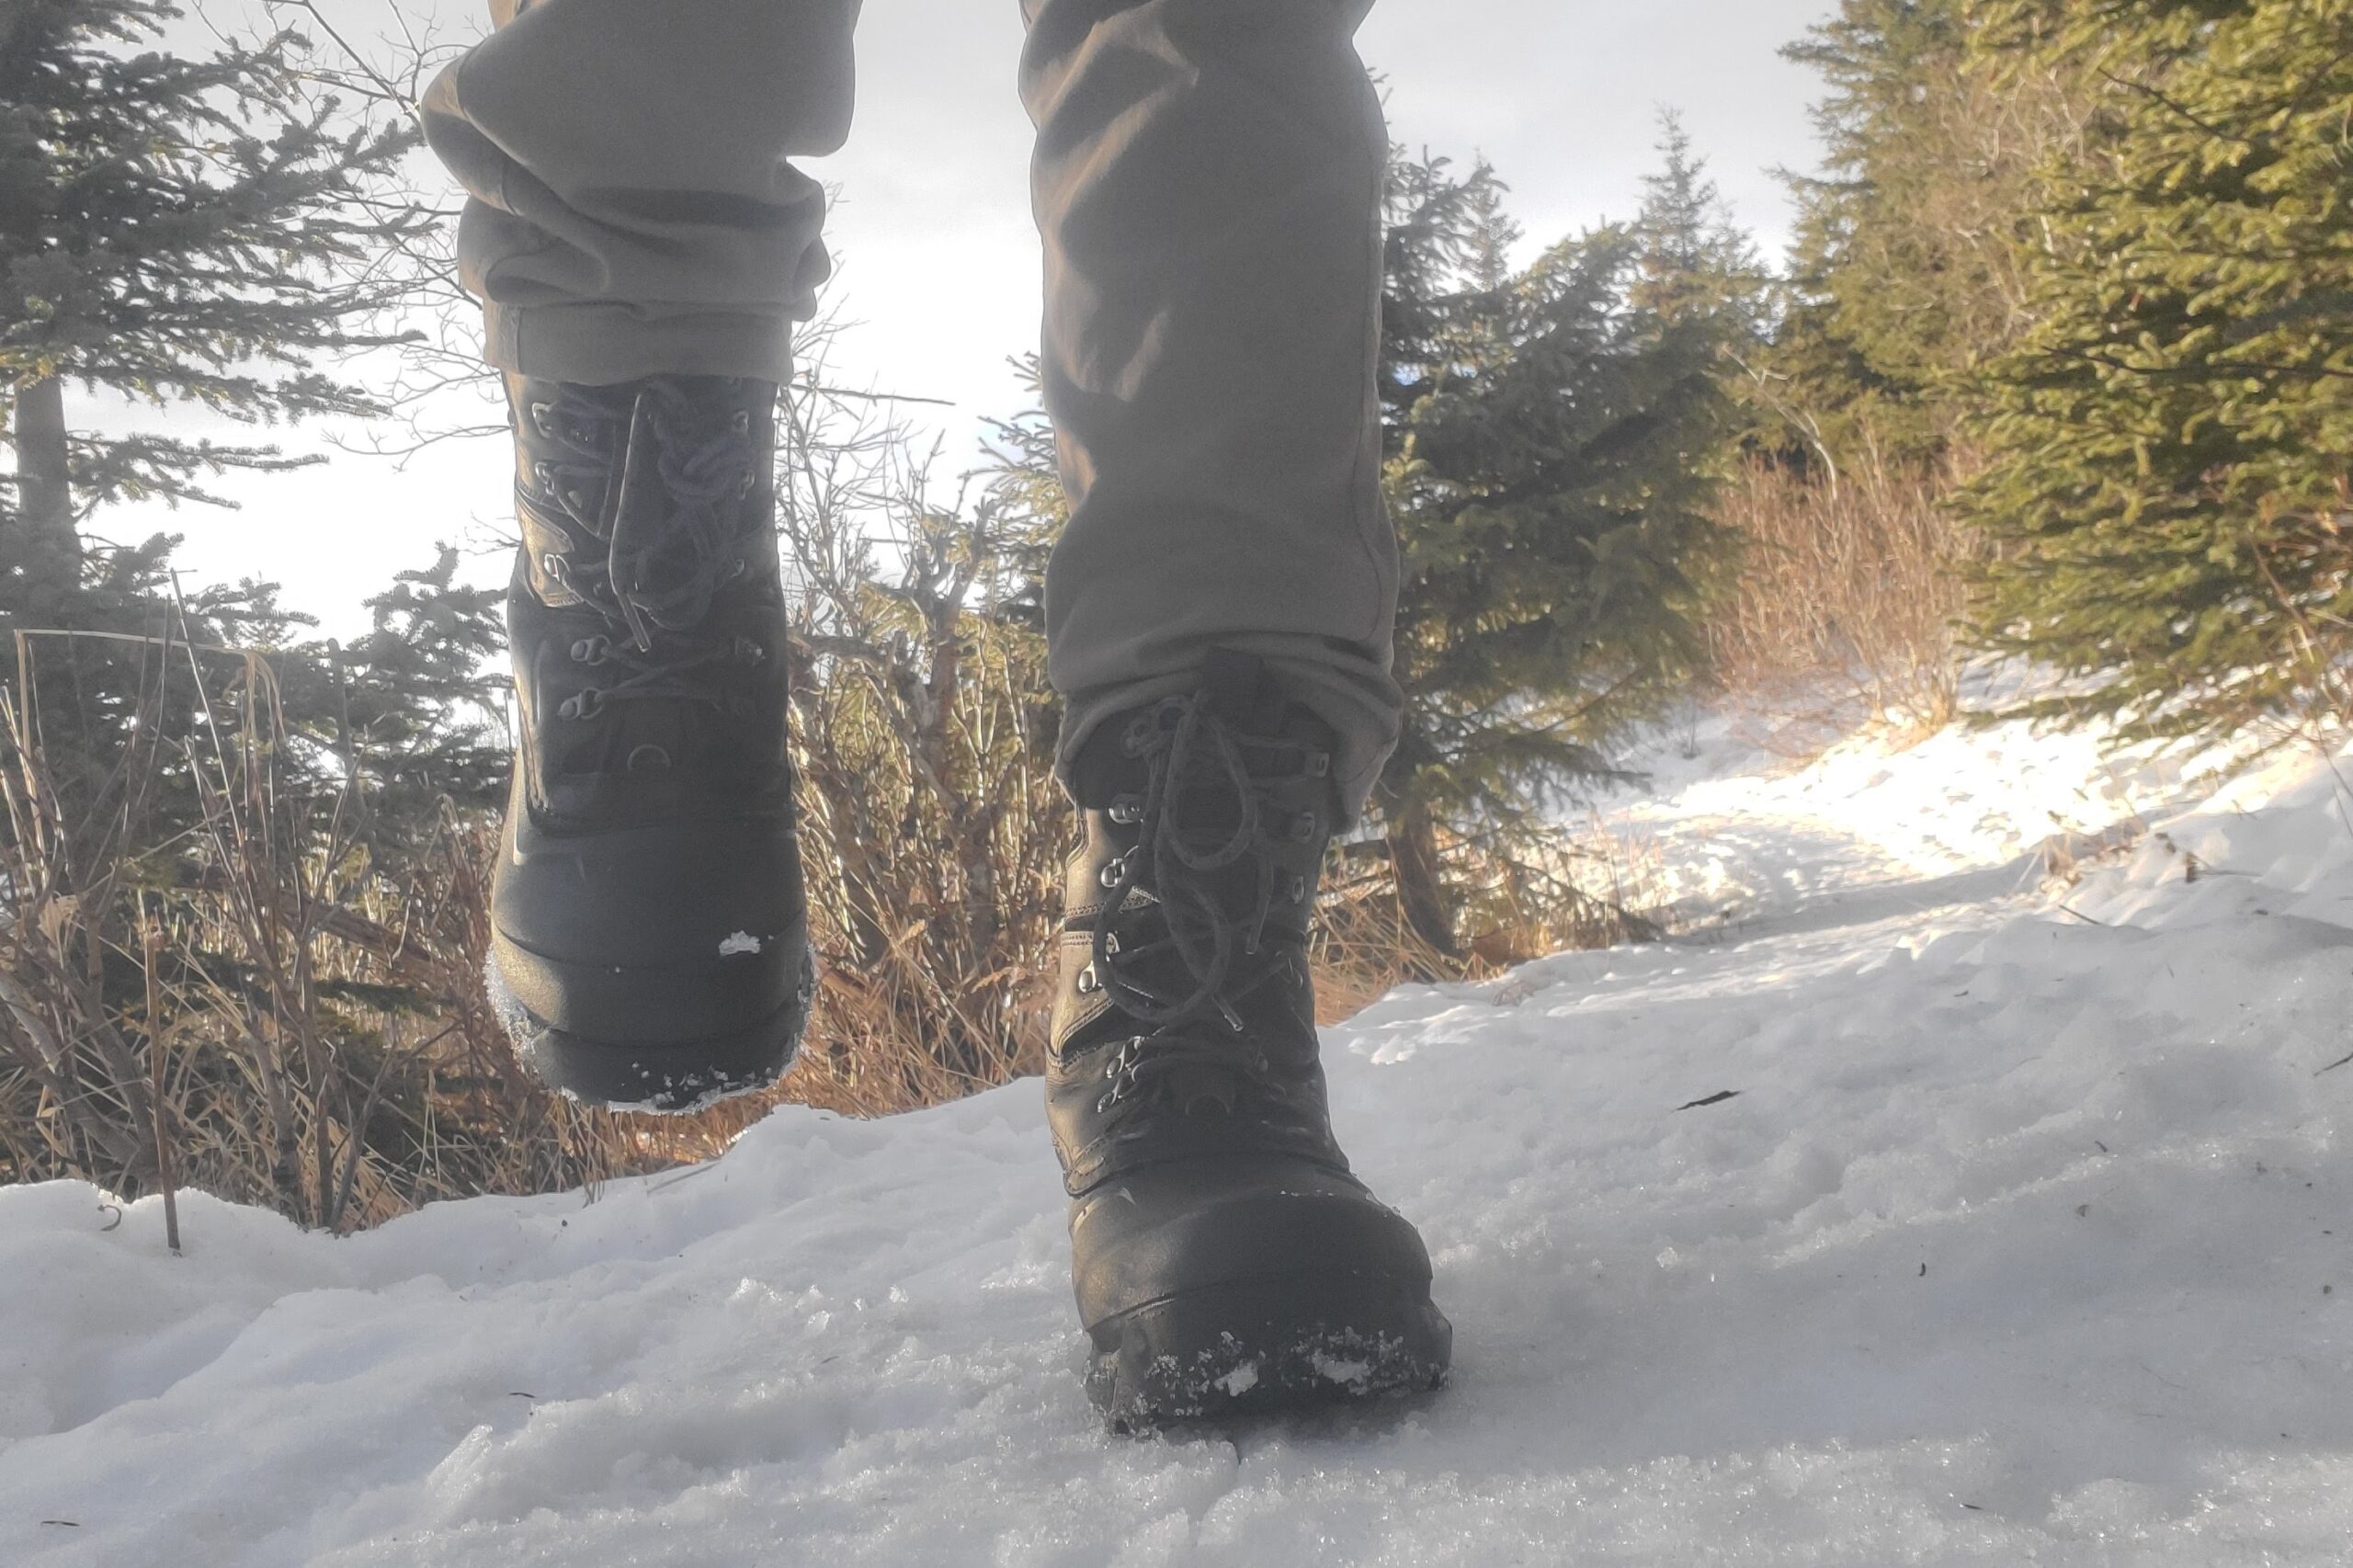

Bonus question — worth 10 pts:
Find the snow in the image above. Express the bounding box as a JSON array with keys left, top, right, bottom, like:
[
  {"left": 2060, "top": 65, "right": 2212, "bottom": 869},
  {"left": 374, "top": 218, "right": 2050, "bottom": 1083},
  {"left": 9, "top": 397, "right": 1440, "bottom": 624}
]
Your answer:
[
  {"left": 6, "top": 695, "right": 2351, "bottom": 1566},
  {"left": 717, "top": 932, "right": 764, "bottom": 957},
  {"left": 1620, "top": 669, "right": 2226, "bottom": 933}
]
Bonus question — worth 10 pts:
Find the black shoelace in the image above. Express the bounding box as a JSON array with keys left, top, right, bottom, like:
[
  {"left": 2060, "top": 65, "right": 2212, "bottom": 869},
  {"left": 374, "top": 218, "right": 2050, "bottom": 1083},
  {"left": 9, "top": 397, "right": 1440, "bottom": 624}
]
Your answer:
[
  {"left": 1085, "top": 694, "right": 1326, "bottom": 1120},
  {"left": 529, "top": 382, "right": 763, "bottom": 722}
]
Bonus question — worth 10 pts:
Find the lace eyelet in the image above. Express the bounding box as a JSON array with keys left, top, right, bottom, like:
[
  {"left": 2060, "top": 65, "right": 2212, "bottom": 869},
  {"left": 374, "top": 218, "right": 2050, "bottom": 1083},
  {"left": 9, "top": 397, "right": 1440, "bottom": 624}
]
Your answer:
[
  {"left": 557, "top": 689, "right": 605, "bottom": 722},
  {"left": 737, "top": 472, "right": 756, "bottom": 498},
  {"left": 530, "top": 460, "right": 556, "bottom": 494},
  {"left": 1097, "top": 856, "right": 1128, "bottom": 891},
  {"left": 1305, "top": 751, "right": 1331, "bottom": 778},
  {"left": 540, "top": 551, "right": 570, "bottom": 582},
  {"left": 1076, "top": 964, "right": 1099, "bottom": 996},
  {"left": 1095, "top": 1093, "right": 1114, "bottom": 1114},
  {"left": 1108, "top": 796, "right": 1142, "bottom": 825},
  {"left": 570, "top": 636, "right": 609, "bottom": 665},
  {"left": 528, "top": 402, "right": 556, "bottom": 439},
  {"left": 626, "top": 744, "right": 672, "bottom": 774},
  {"left": 1287, "top": 874, "right": 1308, "bottom": 904},
  {"left": 730, "top": 409, "right": 752, "bottom": 436}
]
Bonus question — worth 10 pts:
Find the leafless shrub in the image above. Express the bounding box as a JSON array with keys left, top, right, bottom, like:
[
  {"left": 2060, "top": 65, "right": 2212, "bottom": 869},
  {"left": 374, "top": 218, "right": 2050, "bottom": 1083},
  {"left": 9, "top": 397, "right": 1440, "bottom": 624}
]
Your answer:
[
  {"left": 0, "top": 622, "right": 714, "bottom": 1234},
  {"left": 1707, "top": 449, "right": 1983, "bottom": 738},
  {"left": 2, "top": 340, "right": 1685, "bottom": 1231},
  {"left": 764, "top": 367, "right": 1067, "bottom": 1113},
  {"left": 1315, "top": 809, "right": 1673, "bottom": 1005}
]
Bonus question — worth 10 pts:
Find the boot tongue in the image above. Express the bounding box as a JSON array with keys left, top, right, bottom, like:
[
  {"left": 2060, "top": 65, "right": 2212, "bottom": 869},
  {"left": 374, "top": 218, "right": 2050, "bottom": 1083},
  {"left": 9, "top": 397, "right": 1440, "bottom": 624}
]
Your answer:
[
  {"left": 608, "top": 387, "right": 759, "bottom": 646},
  {"left": 1195, "top": 653, "right": 1339, "bottom": 818},
  {"left": 1198, "top": 649, "right": 1283, "bottom": 733},
  {"left": 1071, "top": 652, "right": 1281, "bottom": 807},
  {"left": 1180, "top": 653, "right": 1289, "bottom": 837}
]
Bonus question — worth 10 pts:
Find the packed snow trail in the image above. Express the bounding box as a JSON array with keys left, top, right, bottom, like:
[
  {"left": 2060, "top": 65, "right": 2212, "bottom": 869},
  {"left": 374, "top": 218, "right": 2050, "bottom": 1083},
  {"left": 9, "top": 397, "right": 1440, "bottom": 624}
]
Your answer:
[{"left": 5, "top": 708, "right": 2351, "bottom": 1566}]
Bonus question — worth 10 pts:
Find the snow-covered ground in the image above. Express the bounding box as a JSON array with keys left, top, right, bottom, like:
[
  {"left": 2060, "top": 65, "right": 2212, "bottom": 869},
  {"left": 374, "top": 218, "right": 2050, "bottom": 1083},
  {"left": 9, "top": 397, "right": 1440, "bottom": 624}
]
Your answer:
[{"left": 6, "top": 695, "right": 2351, "bottom": 1566}]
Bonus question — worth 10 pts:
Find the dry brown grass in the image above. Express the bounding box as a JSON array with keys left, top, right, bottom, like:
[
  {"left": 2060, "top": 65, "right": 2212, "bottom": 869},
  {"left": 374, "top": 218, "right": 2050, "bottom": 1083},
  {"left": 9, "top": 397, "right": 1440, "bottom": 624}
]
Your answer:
[
  {"left": 1310, "top": 810, "right": 1674, "bottom": 1011},
  {"left": 3, "top": 355, "right": 1681, "bottom": 1232},
  {"left": 0, "top": 608, "right": 1675, "bottom": 1236},
  {"left": 1707, "top": 450, "right": 1983, "bottom": 741},
  {"left": 0, "top": 617, "right": 1054, "bottom": 1229},
  {"left": 0, "top": 627, "right": 723, "bottom": 1234}
]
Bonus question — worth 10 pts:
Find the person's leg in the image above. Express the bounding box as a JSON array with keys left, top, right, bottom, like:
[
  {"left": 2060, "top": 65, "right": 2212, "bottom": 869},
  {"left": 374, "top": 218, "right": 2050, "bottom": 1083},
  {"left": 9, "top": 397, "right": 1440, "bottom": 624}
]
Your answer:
[
  {"left": 421, "top": 1, "right": 858, "bottom": 1108},
  {"left": 422, "top": 0, "right": 859, "bottom": 383},
  {"left": 1020, "top": 0, "right": 1448, "bottom": 1428},
  {"left": 1021, "top": 0, "right": 1402, "bottom": 825}
]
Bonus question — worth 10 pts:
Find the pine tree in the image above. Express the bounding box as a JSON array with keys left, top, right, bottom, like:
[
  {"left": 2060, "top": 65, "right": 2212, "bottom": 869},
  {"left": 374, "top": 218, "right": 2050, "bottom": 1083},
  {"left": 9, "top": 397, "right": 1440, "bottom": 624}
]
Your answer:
[
  {"left": 0, "top": 0, "right": 452, "bottom": 860},
  {"left": 1634, "top": 112, "right": 1768, "bottom": 341},
  {"left": 1, "top": 0, "right": 426, "bottom": 602},
  {"left": 1769, "top": 0, "right": 2075, "bottom": 466},
  {"left": 306, "top": 547, "right": 511, "bottom": 821},
  {"left": 1963, "top": 0, "right": 2353, "bottom": 741},
  {"left": 982, "top": 150, "right": 1752, "bottom": 960},
  {"left": 1376, "top": 146, "right": 1745, "bottom": 958}
]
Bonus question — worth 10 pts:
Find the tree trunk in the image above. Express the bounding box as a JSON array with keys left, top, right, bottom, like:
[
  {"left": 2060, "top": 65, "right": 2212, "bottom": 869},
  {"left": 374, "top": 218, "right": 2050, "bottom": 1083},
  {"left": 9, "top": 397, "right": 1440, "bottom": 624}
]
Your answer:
[
  {"left": 8, "top": 375, "right": 79, "bottom": 603},
  {"left": 1387, "top": 797, "right": 1459, "bottom": 977}
]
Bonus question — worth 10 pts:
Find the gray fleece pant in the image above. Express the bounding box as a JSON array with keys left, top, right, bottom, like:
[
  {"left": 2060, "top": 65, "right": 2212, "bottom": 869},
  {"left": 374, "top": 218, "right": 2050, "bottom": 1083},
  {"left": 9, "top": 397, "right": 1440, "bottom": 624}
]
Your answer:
[{"left": 422, "top": 0, "right": 1402, "bottom": 819}]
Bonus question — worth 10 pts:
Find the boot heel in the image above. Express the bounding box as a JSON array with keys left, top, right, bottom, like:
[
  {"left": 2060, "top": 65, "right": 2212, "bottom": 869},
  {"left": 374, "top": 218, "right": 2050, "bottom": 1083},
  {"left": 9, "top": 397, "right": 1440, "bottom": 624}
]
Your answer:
[
  {"left": 1086, "top": 1273, "right": 1451, "bottom": 1432},
  {"left": 486, "top": 941, "right": 817, "bottom": 1113}
]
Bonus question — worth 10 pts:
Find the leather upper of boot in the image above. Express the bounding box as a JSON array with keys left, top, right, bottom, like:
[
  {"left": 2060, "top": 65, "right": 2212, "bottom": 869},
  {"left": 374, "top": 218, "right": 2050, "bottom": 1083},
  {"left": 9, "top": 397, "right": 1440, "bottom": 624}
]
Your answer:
[
  {"left": 1048, "top": 653, "right": 1435, "bottom": 1325},
  {"left": 492, "top": 373, "right": 808, "bottom": 1042},
  {"left": 1049, "top": 653, "right": 1352, "bottom": 1196},
  {"left": 505, "top": 373, "right": 793, "bottom": 831}
]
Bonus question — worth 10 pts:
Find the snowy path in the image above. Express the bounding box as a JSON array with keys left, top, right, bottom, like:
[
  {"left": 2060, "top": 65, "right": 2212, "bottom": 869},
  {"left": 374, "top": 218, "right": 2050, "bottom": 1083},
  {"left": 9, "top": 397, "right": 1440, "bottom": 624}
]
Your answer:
[{"left": 5, "top": 712, "right": 2351, "bottom": 1566}]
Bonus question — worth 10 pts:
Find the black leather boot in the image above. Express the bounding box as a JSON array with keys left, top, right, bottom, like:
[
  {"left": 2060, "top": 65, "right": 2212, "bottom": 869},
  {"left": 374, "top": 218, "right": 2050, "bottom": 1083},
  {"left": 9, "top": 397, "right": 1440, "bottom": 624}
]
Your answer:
[
  {"left": 1049, "top": 651, "right": 1450, "bottom": 1428},
  {"left": 487, "top": 373, "right": 814, "bottom": 1111}
]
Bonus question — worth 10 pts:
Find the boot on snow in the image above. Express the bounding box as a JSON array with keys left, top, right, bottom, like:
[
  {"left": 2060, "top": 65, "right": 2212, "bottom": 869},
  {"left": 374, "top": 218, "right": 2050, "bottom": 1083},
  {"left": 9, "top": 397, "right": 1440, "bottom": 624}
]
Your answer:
[
  {"left": 1048, "top": 651, "right": 1451, "bottom": 1428},
  {"left": 487, "top": 373, "right": 813, "bottom": 1111}
]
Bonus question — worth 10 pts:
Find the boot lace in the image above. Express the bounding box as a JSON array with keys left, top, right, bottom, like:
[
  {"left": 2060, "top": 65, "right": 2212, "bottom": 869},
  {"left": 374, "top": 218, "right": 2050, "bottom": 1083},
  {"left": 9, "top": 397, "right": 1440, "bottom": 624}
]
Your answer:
[
  {"left": 530, "top": 381, "right": 763, "bottom": 722},
  {"left": 1085, "top": 694, "right": 1327, "bottom": 1120}
]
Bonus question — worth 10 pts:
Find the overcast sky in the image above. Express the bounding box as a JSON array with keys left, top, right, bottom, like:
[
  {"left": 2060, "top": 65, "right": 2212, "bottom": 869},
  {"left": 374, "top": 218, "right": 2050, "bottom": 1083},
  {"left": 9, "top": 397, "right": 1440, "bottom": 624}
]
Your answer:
[{"left": 142, "top": 0, "right": 1839, "bottom": 632}]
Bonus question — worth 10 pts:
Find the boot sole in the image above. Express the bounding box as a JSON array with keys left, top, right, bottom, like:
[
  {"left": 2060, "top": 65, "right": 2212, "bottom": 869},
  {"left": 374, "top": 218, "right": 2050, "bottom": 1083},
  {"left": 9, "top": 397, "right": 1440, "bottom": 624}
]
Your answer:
[
  {"left": 1086, "top": 1273, "right": 1451, "bottom": 1433},
  {"left": 484, "top": 941, "right": 818, "bottom": 1114}
]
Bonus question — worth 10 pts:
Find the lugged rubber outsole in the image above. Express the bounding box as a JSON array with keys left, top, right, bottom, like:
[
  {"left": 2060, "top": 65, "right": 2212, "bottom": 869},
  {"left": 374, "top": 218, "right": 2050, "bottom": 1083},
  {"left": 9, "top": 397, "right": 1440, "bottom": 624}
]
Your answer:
[
  {"left": 1086, "top": 1273, "right": 1451, "bottom": 1433},
  {"left": 484, "top": 941, "right": 819, "bottom": 1114}
]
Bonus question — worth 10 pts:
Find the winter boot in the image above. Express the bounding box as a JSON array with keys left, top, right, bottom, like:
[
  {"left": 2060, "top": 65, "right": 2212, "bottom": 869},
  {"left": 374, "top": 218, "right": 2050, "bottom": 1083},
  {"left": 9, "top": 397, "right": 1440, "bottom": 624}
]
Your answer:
[
  {"left": 1049, "top": 651, "right": 1451, "bottom": 1428},
  {"left": 487, "top": 373, "right": 814, "bottom": 1111}
]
